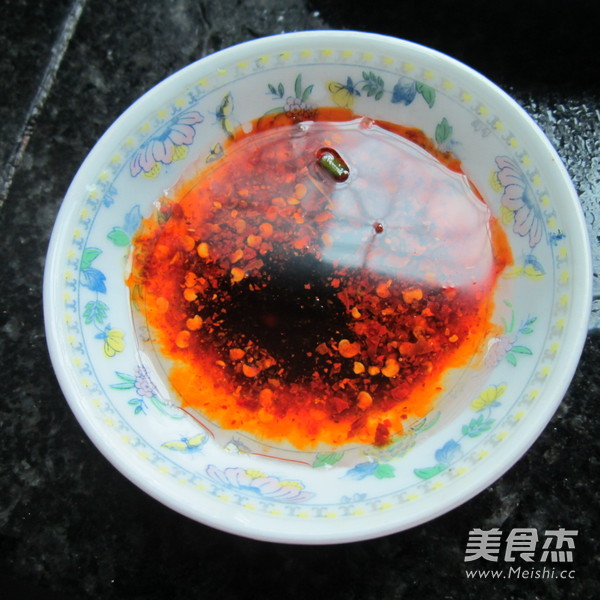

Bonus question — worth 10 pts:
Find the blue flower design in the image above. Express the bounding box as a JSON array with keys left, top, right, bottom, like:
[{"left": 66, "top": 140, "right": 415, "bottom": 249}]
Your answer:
[
  {"left": 80, "top": 247, "right": 106, "bottom": 293},
  {"left": 391, "top": 77, "right": 417, "bottom": 105},
  {"left": 343, "top": 461, "right": 395, "bottom": 481},
  {"left": 80, "top": 267, "right": 106, "bottom": 294},
  {"left": 434, "top": 440, "right": 461, "bottom": 465},
  {"left": 413, "top": 440, "right": 462, "bottom": 480},
  {"left": 343, "top": 461, "right": 379, "bottom": 480},
  {"left": 130, "top": 110, "right": 203, "bottom": 177}
]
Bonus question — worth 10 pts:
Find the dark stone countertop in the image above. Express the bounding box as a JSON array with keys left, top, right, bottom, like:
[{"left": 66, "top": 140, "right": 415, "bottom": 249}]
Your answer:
[{"left": 0, "top": 1, "right": 598, "bottom": 598}]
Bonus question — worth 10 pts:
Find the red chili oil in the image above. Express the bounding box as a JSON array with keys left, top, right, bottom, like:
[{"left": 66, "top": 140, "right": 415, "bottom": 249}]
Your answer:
[{"left": 129, "top": 107, "right": 512, "bottom": 449}]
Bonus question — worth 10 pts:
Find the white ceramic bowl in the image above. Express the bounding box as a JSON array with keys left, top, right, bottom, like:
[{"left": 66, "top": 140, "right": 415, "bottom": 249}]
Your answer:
[{"left": 44, "top": 31, "right": 591, "bottom": 544}]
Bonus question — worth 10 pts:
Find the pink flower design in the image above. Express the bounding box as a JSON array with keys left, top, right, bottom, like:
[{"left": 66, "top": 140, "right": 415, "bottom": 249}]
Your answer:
[
  {"left": 206, "top": 465, "right": 314, "bottom": 503},
  {"left": 284, "top": 96, "right": 306, "bottom": 112},
  {"left": 130, "top": 110, "right": 203, "bottom": 176},
  {"left": 134, "top": 366, "right": 157, "bottom": 398},
  {"left": 485, "top": 333, "right": 517, "bottom": 367},
  {"left": 495, "top": 156, "right": 543, "bottom": 248}
]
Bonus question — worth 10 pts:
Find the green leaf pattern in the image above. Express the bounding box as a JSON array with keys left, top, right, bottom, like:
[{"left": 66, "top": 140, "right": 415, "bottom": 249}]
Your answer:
[
  {"left": 313, "top": 452, "right": 345, "bottom": 468},
  {"left": 415, "top": 81, "right": 436, "bottom": 108},
  {"left": 435, "top": 117, "right": 453, "bottom": 144},
  {"left": 361, "top": 71, "right": 385, "bottom": 100}
]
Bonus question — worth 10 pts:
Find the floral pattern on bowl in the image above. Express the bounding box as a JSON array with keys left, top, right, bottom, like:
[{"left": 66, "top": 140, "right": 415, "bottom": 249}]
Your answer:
[{"left": 44, "top": 31, "right": 591, "bottom": 544}]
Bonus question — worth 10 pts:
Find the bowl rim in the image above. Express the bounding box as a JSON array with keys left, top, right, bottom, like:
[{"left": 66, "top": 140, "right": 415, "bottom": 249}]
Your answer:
[{"left": 43, "top": 29, "right": 592, "bottom": 544}]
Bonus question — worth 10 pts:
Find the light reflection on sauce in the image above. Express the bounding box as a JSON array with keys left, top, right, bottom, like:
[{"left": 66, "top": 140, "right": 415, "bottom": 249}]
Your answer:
[{"left": 129, "top": 108, "right": 512, "bottom": 449}]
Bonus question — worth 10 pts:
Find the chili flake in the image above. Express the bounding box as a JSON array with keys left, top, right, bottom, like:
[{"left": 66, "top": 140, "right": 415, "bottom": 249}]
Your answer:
[{"left": 128, "top": 107, "right": 512, "bottom": 450}]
